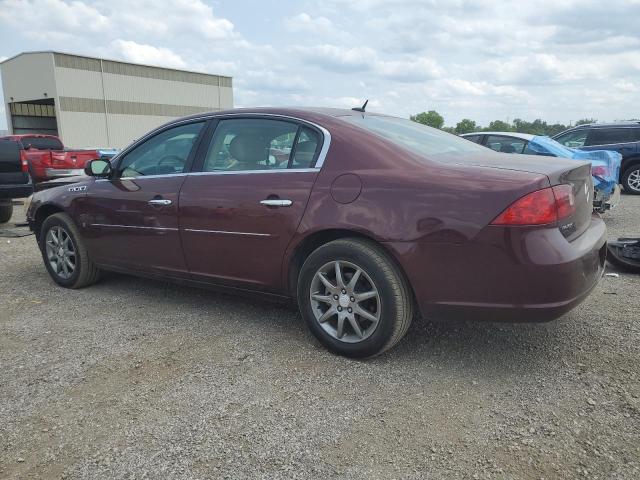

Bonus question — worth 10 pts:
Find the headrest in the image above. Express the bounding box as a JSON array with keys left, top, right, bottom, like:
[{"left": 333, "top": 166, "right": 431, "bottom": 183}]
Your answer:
[{"left": 229, "top": 134, "right": 268, "bottom": 165}]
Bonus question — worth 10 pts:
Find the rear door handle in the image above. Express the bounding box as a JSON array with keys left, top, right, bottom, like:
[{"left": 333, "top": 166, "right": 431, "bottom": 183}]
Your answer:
[
  {"left": 260, "top": 199, "right": 292, "bottom": 207},
  {"left": 148, "top": 199, "right": 172, "bottom": 206}
]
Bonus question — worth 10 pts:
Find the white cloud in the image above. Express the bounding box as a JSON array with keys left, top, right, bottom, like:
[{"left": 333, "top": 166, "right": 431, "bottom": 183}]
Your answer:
[
  {"left": 295, "top": 44, "right": 376, "bottom": 72},
  {"left": 1, "top": 0, "right": 639, "bottom": 129},
  {"left": 109, "top": 40, "right": 186, "bottom": 69},
  {"left": 284, "top": 13, "right": 334, "bottom": 35}
]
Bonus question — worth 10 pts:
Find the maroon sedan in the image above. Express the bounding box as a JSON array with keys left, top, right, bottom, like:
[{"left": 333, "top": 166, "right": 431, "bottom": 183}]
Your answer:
[{"left": 27, "top": 108, "right": 606, "bottom": 357}]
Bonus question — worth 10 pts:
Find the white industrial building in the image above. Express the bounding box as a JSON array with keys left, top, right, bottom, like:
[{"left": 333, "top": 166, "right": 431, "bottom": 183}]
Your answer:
[{"left": 0, "top": 51, "right": 233, "bottom": 149}]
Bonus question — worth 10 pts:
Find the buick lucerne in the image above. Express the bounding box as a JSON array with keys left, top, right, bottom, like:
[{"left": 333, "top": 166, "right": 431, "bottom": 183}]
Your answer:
[{"left": 27, "top": 108, "right": 607, "bottom": 357}]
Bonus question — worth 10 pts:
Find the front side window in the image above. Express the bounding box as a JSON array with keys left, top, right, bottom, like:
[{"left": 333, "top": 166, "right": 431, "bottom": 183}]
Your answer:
[
  {"left": 202, "top": 119, "right": 319, "bottom": 172},
  {"left": 485, "top": 135, "right": 527, "bottom": 154},
  {"left": 555, "top": 129, "right": 588, "bottom": 148},
  {"left": 117, "top": 122, "right": 205, "bottom": 178},
  {"left": 586, "top": 128, "right": 633, "bottom": 146},
  {"left": 341, "top": 115, "right": 485, "bottom": 157}
]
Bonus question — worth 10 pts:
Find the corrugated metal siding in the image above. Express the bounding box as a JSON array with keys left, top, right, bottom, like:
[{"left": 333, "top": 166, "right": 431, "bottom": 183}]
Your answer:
[
  {"left": 101, "top": 73, "right": 222, "bottom": 108},
  {"left": 58, "top": 96, "right": 215, "bottom": 116},
  {"left": 102, "top": 60, "right": 230, "bottom": 87},
  {"left": 53, "top": 53, "right": 101, "bottom": 72}
]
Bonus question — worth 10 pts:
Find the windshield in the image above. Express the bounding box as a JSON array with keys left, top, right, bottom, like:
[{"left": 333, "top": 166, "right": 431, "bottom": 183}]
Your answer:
[
  {"left": 21, "top": 136, "right": 63, "bottom": 150},
  {"left": 341, "top": 115, "right": 486, "bottom": 156},
  {"left": 528, "top": 136, "right": 575, "bottom": 158}
]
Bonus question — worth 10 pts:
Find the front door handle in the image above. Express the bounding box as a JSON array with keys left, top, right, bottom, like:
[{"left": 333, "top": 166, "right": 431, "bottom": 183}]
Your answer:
[
  {"left": 148, "top": 199, "right": 172, "bottom": 206},
  {"left": 260, "top": 199, "right": 292, "bottom": 207}
]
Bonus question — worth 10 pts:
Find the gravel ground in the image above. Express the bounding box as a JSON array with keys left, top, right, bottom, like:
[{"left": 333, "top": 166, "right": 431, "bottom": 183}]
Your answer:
[{"left": 0, "top": 197, "right": 639, "bottom": 480}]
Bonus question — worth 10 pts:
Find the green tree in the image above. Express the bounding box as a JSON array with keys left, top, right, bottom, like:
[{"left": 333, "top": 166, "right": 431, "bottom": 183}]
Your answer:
[
  {"left": 486, "top": 120, "right": 512, "bottom": 131},
  {"left": 454, "top": 119, "right": 477, "bottom": 135},
  {"left": 575, "top": 118, "right": 596, "bottom": 126},
  {"left": 410, "top": 110, "right": 445, "bottom": 129}
]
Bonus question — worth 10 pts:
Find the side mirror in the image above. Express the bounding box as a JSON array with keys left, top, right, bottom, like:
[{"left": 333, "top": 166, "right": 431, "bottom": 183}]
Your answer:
[{"left": 84, "top": 158, "right": 112, "bottom": 177}]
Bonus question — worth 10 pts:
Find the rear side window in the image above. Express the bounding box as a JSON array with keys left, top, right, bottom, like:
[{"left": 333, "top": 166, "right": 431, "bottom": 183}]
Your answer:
[
  {"left": 291, "top": 127, "right": 320, "bottom": 168},
  {"left": 586, "top": 128, "right": 634, "bottom": 146},
  {"left": 341, "top": 115, "right": 485, "bottom": 156},
  {"left": 202, "top": 119, "right": 321, "bottom": 172},
  {"left": 21, "top": 136, "right": 63, "bottom": 150},
  {"left": 631, "top": 128, "right": 640, "bottom": 142}
]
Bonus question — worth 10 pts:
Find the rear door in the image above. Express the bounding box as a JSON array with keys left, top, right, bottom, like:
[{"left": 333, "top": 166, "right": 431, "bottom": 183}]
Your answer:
[
  {"left": 79, "top": 120, "right": 207, "bottom": 275},
  {"left": 583, "top": 128, "right": 638, "bottom": 157},
  {"left": 179, "top": 117, "right": 325, "bottom": 291}
]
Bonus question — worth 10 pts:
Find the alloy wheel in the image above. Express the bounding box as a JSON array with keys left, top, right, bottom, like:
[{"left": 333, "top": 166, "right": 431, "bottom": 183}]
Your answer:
[
  {"left": 45, "top": 226, "right": 76, "bottom": 280},
  {"left": 628, "top": 168, "right": 640, "bottom": 192},
  {"left": 309, "top": 260, "right": 381, "bottom": 343}
]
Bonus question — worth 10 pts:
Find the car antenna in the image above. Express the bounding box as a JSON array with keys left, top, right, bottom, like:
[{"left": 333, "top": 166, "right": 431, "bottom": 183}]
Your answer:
[{"left": 352, "top": 99, "right": 369, "bottom": 112}]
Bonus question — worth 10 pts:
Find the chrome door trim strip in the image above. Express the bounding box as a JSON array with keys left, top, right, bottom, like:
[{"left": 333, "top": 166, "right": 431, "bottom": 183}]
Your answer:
[
  {"left": 90, "top": 223, "right": 178, "bottom": 231},
  {"left": 183, "top": 228, "right": 271, "bottom": 237},
  {"left": 187, "top": 168, "right": 319, "bottom": 176}
]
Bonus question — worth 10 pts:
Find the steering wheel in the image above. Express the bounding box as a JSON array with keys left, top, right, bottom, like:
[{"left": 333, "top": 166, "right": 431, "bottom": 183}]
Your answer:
[{"left": 156, "top": 155, "right": 184, "bottom": 174}]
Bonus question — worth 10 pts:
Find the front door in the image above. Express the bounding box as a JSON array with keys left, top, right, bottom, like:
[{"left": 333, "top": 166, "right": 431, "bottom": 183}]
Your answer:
[
  {"left": 179, "top": 117, "right": 323, "bottom": 291},
  {"left": 79, "top": 121, "right": 206, "bottom": 275}
]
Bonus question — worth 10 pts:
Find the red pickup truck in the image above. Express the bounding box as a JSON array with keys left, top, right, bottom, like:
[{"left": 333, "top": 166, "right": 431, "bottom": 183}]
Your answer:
[{"left": 0, "top": 134, "right": 106, "bottom": 184}]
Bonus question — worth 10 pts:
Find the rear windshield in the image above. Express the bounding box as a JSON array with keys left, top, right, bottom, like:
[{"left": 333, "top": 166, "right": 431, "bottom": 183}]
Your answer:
[
  {"left": 341, "top": 115, "right": 486, "bottom": 156},
  {"left": 21, "top": 136, "right": 63, "bottom": 150}
]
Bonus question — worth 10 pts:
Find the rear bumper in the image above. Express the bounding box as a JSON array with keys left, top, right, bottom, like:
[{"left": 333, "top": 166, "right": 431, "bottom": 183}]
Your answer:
[
  {"left": 385, "top": 215, "right": 607, "bottom": 322},
  {"left": 0, "top": 182, "right": 34, "bottom": 200}
]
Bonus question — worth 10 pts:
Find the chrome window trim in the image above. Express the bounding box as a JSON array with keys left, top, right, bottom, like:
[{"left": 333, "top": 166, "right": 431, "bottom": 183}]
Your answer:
[
  {"left": 96, "top": 168, "right": 319, "bottom": 181},
  {"left": 109, "top": 113, "right": 332, "bottom": 175},
  {"left": 183, "top": 228, "right": 271, "bottom": 237},
  {"left": 188, "top": 168, "right": 319, "bottom": 176}
]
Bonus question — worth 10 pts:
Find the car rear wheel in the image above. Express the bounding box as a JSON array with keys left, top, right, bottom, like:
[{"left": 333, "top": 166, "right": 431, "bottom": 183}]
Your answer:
[
  {"left": 0, "top": 202, "right": 13, "bottom": 223},
  {"left": 622, "top": 164, "right": 640, "bottom": 195},
  {"left": 40, "top": 213, "right": 101, "bottom": 288},
  {"left": 297, "top": 238, "right": 413, "bottom": 358}
]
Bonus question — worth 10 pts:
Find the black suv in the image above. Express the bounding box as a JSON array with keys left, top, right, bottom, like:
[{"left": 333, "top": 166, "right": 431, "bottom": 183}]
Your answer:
[
  {"left": 553, "top": 122, "right": 640, "bottom": 195},
  {"left": 0, "top": 139, "right": 33, "bottom": 223}
]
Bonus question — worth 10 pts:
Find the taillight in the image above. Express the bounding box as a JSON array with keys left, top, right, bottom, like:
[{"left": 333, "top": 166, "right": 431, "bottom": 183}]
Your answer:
[
  {"left": 19, "top": 152, "right": 29, "bottom": 173},
  {"left": 490, "top": 185, "right": 576, "bottom": 226}
]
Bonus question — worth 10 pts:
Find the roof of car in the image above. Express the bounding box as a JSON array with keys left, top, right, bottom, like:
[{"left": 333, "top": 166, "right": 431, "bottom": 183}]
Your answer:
[
  {"left": 178, "top": 106, "right": 386, "bottom": 123},
  {"left": 462, "top": 132, "right": 535, "bottom": 141},
  {"left": 568, "top": 121, "right": 640, "bottom": 129}
]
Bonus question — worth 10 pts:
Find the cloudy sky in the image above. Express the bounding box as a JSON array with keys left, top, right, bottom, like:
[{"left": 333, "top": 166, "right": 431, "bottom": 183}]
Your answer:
[{"left": 1, "top": 0, "right": 639, "bottom": 130}]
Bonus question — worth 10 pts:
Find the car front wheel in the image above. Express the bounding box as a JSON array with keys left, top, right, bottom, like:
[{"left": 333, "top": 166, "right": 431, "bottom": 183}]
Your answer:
[
  {"left": 622, "top": 164, "right": 640, "bottom": 195},
  {"left": 297, "top": 238, "right": 413, "bottom": 358},
  {"left": 39, "top": 212, "right": 101, "bottom": 288}
]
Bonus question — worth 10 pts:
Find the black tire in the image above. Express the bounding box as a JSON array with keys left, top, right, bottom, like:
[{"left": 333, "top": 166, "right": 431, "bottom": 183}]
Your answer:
[
  {"left": 621, "top": 164, "right": 640, "bottom": 195},
  {"left": 0, "top": 203, "right": 13, "bottom": 223},
  {"left": 607, "top": 244, "right": 640, "bottom": 273},
  {"left": 39, "top": 212, "right": 101, "bottom": 288},
  {"left": 297, "top": 238, "right": 413, "bottom": 358}
]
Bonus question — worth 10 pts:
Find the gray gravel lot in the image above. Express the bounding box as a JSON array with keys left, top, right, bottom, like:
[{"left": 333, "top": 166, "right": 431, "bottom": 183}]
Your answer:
[{"left": 1, "top": 197, "right": 639, "bottom": 479}]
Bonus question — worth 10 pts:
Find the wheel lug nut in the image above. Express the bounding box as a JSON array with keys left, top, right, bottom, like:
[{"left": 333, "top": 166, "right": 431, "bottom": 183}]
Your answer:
[
  {"left": 333, "top": 295, "right": 339, "bottom": 300},
  {"left": 337, "top": 306, "right": 342, "bottom": 312},
  {"left": 347, "top": 307, "right": 352, "bottom": 313},
  {"left": 350, "top": 297, "right": 355, "bottom": 302}
]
